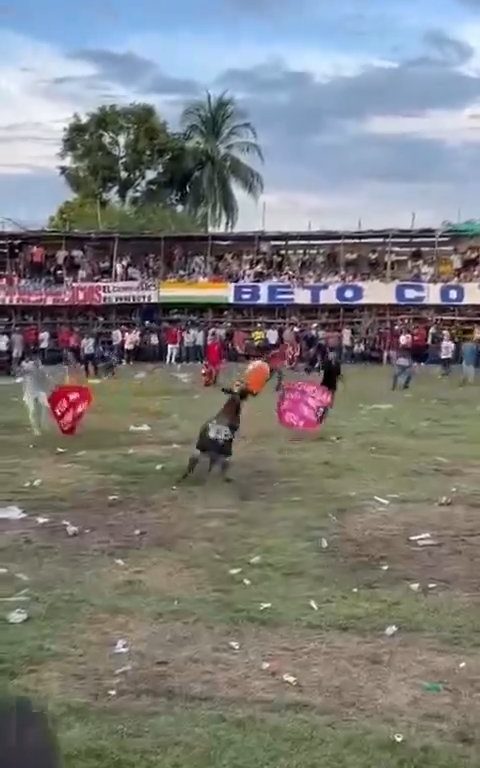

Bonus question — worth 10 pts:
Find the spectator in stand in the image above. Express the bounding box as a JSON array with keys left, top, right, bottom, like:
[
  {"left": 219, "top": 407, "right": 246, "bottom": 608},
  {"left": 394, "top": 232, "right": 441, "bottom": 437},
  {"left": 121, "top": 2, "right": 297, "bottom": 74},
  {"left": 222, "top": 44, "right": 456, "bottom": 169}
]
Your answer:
[{"left": 165, "top": 324, "right": 181, "bottom": 365}]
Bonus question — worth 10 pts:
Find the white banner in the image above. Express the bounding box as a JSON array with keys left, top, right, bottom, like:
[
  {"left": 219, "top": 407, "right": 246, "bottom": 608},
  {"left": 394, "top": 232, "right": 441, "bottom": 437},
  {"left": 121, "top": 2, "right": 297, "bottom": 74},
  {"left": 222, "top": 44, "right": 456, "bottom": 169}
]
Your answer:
[
  {"left": 230, "top": 281, "right": 480, "bottom": 306},
  {"left": 100, "top": 282, "right": 158, "bottom": 304}
]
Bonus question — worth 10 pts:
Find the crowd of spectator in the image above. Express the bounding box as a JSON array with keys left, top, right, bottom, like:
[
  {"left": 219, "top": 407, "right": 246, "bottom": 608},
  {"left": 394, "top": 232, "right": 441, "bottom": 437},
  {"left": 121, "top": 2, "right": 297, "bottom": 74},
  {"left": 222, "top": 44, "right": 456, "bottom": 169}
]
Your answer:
[
  {"left": 1, "top": 314, "right": 475, "bottom": 377},
  {"left": 2, "top": 238, "right": 480, "bottom": 286}
]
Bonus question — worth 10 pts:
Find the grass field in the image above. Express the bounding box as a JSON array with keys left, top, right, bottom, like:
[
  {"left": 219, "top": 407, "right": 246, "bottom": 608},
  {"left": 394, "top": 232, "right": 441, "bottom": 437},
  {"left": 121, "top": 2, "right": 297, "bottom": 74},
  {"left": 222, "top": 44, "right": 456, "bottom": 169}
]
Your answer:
[{"left": 1, "top": 363, "right": 480, "bottom": 767}]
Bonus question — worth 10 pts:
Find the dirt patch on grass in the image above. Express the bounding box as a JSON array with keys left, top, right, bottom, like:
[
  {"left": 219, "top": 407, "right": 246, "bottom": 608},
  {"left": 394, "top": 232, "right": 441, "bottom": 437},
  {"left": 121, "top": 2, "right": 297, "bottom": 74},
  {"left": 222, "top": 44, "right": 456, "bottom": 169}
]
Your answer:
[
  {"left": 340, "top": 503, "right": 480, "bottom": 592},
  {"left": 16, "top": 619, "right": 480, "bottom": 740}
]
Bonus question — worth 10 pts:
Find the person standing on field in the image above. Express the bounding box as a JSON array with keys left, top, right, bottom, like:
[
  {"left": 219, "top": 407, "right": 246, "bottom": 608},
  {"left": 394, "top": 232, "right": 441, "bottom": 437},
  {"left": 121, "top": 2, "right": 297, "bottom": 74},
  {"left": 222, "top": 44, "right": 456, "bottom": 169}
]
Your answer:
[
  {"left": 461, "top": 337, "right": 477, "bottom": 385},
  {"left": 439, "top": 331, "right": 455, "bottom": 377}
]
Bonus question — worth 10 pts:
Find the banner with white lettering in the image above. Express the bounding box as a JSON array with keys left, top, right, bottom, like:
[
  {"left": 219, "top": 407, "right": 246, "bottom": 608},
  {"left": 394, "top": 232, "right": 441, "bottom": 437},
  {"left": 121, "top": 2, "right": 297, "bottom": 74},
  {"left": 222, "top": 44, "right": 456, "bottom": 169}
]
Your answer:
[
  {"left": 101, "top": 282, "right": 158, "bottom": 304},
  {"left": 230, "top": 281, "right": 480, "bottom": 306}
]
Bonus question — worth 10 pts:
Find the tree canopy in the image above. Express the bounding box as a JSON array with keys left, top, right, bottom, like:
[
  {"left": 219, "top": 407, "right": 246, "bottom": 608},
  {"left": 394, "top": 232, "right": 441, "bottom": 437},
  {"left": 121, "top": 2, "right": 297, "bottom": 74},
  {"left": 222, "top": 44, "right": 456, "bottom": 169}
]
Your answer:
[
  {"left": 55, "top": 93, "right": 263, "bottom": 232},
  {"left": 48, "top": 198, "right": 201, "bottom": 234}
]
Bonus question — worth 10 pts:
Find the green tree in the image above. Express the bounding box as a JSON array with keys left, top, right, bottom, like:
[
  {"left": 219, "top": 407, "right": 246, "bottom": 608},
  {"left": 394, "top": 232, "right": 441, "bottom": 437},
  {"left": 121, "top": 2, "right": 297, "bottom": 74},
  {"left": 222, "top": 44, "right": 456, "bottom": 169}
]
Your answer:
[
  {"left": 59, "top": 104, "right": 174, "bottom": 210},
  {"left": 48, "top": 197, "right": 201, "bottom": 233},
  {"left": 180, "top": 91, "right": 264, "bottom": 230}
]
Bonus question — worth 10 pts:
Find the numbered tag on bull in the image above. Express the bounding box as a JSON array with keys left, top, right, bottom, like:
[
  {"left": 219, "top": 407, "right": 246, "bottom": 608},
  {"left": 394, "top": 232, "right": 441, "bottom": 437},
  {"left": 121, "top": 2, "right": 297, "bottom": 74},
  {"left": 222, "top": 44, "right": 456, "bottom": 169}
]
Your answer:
[{"left": 207, "top": 421, "right": 232, "bottom": 443}]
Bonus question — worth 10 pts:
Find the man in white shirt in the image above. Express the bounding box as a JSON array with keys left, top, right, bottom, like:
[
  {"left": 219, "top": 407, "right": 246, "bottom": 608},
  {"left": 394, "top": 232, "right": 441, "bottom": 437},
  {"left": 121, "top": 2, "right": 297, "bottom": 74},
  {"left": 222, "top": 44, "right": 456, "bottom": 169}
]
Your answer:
[
  {"left": 81, "top": 332, "right": 98, "bottom": 378},
  {"left": 183, "top": 327, "right": 196, "bottom": 363},
  {"left": 266, "top": 326, "right": 278, "bottom": 348},
  {"left": 439, "top": 331, "right": 455, "bottom": 377},
  {"left": 124, "top": 329, "right": 137, "bottom": 365},
  {"left": 39, "top": 327, "right": 50, "bottom": 364},
  {"left": 20, "top": 354, "right": 50, "bottom": 436},
  {"left": 111, "top": 327, "right": 123, "bottom": 362},
  {"left": 0, "top": 330, "right": 9, "bottom": 353},
  {"left": 194, "top": 326, "right": 205, "bottom": 363},
  {"left": 341, "top": 326, "right": 353, "bottom": 363},
  {"left": 11, "top": 328, "right": 24, "bottom": 374}
]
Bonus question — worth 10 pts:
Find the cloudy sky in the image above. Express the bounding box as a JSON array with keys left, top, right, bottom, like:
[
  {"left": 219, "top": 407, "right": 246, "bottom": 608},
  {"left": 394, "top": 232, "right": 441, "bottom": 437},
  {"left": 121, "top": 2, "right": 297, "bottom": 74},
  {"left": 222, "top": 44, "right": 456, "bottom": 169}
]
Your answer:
[{"left": 3, "top": 0, "right": 480, "bottom": 230}]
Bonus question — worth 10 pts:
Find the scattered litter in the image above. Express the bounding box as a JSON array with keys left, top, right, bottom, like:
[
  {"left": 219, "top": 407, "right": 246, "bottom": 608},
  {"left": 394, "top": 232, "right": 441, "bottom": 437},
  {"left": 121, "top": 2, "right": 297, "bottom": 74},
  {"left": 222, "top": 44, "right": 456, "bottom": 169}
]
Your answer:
[
  {"left": 56, "top": 448, "right": 67, "bottom": 454},
  {"left": 114, "top": 665, "right": 132, "bottom": 675},
  {"left": 409, "top": 583, "right": 421, "bottom": 592},
  {"left": 129, "top": 424, "right": 151, "bottom": 432},
  {"left": 409, "top": 532, "right": 432, "bottom": 542},
  {"left": 114, "top": 559, "right": 126, "bottom": 567},
  {"left": 113, "top": 639, "right": 129, "bottom": 654},
  {"left": 422, "top": 682, "right": 443, "bottom": 693},
  {"left": 229, "top": 568, "right": 242, "bottom": 575},
  {"left": 352, "top": 588, "right": 359, "bottom": 593},
  {"left": 434, "top": 456, "right": 449, "bottom": 464},
  {"left": 438, "top": 496, "right": 452, "bottom": 507},
  {"left": 0, "top": 567, "right": 8, "bottom": 574},
  {"left": 261, "top": 661, "right": 271, "bottom": 671},
  {"left": 249, "top": 555, "right": 262, "bottom": 565},
  {"left": 309, "top": 599, "right": 319, "bottom": 611},
  {"left": 7, "top": 608, "right": 28, "bottom": 624},
  {"left": 64, "top": 523, "right": 79, "bottom": 537},
  {"left": 385, "top": 624, "right": 399, "bottom": 637},
  {"left": 108, "top": 495, "right": 119, "bottom": 502},
  {"left": 451, "top": 487, "right": 457, "bottom": 493},
  {"left": 320, "top": 537, "right": 329, "bottom": 550},
  {"left": 107, "top": 689, "right": 117, "bottom": 697},
  {"left": 15, "top": 573, "right": 29, "bottom": 582},
  {"left": 0, "top": 593, "right": 30, "bottom": 602},
  {"left": 32, "top": 479, "right": 42, "bottom": 487},
  {"left": 387, "top": 494, "right": 400, "bottom": 499},
  {"left": 128, "top": 449, "right": 135, "bottom": 455},
  {"left": 75, "top": 451, "right": 87, "bottom": 457},
  {"left": 35, "top": 516, "right": 49, "bottom": 525},
  {"left": 374, "top": 496, "right": 390, "bottom": 506},
  {"left": 408, "top": 532, "right": 439, "bottom": 547},
  {"left": 427, "top": 583, "right": 437, "bottom": 590},
  {"left": 259, "top": 603, "right": 272, "bottom": 611},
  {"left": 23, "top": 482, "right": 31, "bottom": 488},
  {"left": 242, "top": 578, "right": 251, "bottom": 586},
  {"left": 365, "top": 403, "right": 393, "bottom": 410},
  {"left": 155, "top": 464, "right": 164, "bottom": 471},
  {"left": 282, "top": 673, "right": 298, "bottom": 686},
  {"left": 0, "top": 506, "right": 26, "bottom": 520},
  {"left": 87, "top": 379, "right": 102, "bottom": 384},
  {"left": 229, "top": 641, "right": 240, "bottom": 651},
  {"left": 171, "top": 443, "right": 180, "bottom": 449},
  {"left": 393, "top": 734, "right": 404, "bottom": 744},
  {"left": 459, "top": 662, "right": 466, "bottom": 669},
  {"left": 134, "top": 529, "right": 145, "bottom": 536},
  {"left": 380, "top": 564, "right": 389, "bottom": 571},
  {"left": 134, "top": 372, "right": 147, "bottom": 380},
  {"left": 369, "top": 446, "right": 377, "bottom": 452},
  {"left": 416, "top": 538, "right": 439, "bottom": 548}
]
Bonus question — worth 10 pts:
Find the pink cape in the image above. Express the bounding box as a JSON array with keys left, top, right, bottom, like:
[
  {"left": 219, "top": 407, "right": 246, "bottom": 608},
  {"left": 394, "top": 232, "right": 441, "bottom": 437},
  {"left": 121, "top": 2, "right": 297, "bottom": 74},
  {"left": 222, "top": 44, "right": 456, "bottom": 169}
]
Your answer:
[{"left": 277, "top": 381, "right": 333, "bottom": 431}]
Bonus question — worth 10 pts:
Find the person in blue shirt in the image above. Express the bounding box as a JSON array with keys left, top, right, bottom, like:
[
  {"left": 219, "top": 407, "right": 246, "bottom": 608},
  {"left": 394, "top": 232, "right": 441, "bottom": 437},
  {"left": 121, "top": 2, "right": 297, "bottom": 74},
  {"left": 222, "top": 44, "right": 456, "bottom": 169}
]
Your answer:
[{"left": 461, "top": 338, "right": 478, "bottom": 384}]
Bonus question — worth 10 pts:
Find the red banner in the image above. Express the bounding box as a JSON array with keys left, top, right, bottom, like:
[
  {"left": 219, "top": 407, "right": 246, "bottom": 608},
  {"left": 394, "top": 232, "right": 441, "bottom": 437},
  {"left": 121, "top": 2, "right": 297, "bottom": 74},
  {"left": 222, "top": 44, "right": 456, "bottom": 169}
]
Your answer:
[{"left": 0, "top": 282, "right": 105, "bottom": 306}]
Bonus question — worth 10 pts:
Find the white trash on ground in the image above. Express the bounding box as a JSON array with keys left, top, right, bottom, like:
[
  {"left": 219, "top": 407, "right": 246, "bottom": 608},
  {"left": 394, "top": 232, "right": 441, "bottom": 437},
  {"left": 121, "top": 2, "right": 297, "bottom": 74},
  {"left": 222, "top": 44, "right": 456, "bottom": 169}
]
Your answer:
[
  {"left": 0, "top": 506, "right": 26, "bottom": 520},
  {"left": 282, "top": 673, "right": 298, "bottom": 686},
  {"left": 385, "top": 624, "right": 399, "bottom": 637},
  {"left": 7, "top": 608, "right": 28, "bottom": 624},
  {"left": 113, "top": 639, "right": 130, "bottom": 654},
  {"left": 129, "top": 424, "right": 151, "bottom": 432}
]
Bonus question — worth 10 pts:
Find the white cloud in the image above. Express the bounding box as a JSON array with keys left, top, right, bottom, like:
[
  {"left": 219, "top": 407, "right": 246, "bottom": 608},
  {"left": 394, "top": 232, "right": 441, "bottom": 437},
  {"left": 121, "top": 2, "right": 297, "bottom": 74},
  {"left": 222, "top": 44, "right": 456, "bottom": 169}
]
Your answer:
[{"left": 363, "top": 106, "right": 480, "bottom": 143}]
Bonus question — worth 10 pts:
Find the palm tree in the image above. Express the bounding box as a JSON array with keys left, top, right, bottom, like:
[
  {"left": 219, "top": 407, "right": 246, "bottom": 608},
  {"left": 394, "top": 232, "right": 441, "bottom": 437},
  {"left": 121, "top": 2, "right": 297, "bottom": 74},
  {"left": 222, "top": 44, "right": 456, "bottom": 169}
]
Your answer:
[{"left": 180, "top": 91, "right": 264, "bottom": 230}]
